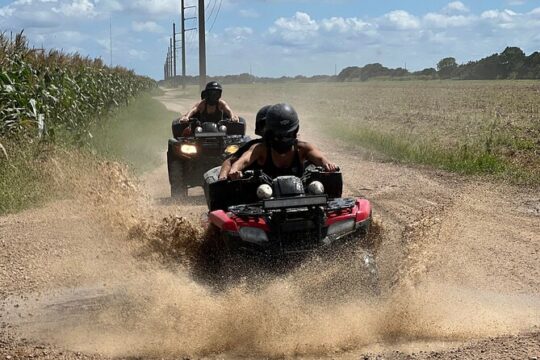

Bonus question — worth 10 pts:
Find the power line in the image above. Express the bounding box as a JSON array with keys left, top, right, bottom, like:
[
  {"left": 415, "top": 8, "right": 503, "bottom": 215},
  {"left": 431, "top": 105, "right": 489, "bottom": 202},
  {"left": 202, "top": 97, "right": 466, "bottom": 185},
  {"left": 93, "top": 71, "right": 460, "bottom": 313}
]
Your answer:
[
  {"left": 206, "top": 0, "right": 216, "bottom": 23},
  {"left": 208, "top": 0, "right": 222, "bottom": 33}
]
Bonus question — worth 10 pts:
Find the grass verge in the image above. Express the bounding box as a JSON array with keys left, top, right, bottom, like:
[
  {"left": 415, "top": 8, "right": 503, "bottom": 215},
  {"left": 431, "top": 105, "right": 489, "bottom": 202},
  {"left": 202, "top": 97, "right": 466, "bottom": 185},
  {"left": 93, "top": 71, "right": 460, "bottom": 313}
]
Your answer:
[
  {"left": 0, "top": 91, "right": 176, "bottom": 215},
  {"left": 328, "top": 122, "right": 539, "bottom": 184},
  {"left": 90, "top": 91, "right": 175, "bottom": 173}
]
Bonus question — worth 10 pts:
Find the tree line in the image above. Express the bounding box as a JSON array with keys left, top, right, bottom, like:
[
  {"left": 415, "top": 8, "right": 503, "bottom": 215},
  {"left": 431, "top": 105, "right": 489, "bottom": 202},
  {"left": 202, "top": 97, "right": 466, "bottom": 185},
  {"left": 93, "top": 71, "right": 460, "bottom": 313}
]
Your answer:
[{"left": 337, "top": 47, "right": 540, "bottom": 81}]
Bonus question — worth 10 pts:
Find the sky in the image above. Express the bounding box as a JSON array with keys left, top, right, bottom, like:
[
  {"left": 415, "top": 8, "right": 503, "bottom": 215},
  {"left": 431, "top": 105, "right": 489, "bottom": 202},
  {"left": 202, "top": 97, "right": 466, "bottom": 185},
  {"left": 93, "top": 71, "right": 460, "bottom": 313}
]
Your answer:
[{"left": 1, "top": 0, "right": 539, "bottom": 80}]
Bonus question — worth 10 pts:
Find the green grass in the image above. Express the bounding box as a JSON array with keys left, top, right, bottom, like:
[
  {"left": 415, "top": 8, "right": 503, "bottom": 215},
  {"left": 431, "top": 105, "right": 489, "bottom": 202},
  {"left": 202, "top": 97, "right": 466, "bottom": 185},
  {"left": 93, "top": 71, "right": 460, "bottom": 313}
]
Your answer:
[
  {"left": 0, "top": 91, "right": 175, "bottom": 215},
  {"left": 329, "top": 123, "right": 508, "bottom": 175},
  {"left": 90, "top": 91, "right": 175, "bottom": 173},
  {"left": 0, "top": 141, "right": 56, "bottom": 214}
]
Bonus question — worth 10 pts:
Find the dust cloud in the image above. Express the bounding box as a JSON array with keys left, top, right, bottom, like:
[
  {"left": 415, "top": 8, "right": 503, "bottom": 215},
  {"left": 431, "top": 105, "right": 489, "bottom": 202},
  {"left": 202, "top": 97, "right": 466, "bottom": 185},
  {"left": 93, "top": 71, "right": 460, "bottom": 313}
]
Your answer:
[{"left": 10, "top": 256, "right": 540, "bottom": 358}]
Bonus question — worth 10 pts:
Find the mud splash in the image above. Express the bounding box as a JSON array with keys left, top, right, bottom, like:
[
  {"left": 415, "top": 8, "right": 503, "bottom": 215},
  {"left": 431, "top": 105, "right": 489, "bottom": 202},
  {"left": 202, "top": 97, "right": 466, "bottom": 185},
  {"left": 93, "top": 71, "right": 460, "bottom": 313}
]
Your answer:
[{"left": 6, "top": 265, "right": 540, "bottom": 358}]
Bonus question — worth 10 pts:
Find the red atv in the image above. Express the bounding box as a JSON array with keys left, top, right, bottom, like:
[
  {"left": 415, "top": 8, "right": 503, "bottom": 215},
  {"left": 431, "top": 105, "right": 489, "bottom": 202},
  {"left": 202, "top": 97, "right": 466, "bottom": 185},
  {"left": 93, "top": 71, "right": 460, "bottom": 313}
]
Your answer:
[{"left": 204, "top": 166, "right": 373, "bottom": 257}]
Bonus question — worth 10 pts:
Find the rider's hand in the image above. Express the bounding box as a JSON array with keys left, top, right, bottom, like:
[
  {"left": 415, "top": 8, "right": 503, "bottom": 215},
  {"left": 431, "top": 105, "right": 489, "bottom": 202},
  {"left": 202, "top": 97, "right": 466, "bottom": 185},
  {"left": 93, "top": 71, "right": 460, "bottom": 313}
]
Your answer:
[
  {"left": 229, "top": 170, "right": 243, "bottom": 180},
  {"left": 218, "top": 174, "right": 228, "bottom": 181},
  {"left": 323, "top": 162, "right": 338, "bottom": 172},
  {"left": 180, "top": 116, "right": 189, "bottom": 123},
  {"left": 231, "top": 114, "right": 239, "bottom": 122}
]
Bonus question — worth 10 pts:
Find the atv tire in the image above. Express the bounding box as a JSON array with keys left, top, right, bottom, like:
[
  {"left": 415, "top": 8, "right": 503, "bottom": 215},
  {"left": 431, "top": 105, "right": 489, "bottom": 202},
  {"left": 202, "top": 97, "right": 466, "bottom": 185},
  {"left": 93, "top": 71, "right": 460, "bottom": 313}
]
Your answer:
[{"left": 167, "top": 148, "right": 187, "bottom": 198}]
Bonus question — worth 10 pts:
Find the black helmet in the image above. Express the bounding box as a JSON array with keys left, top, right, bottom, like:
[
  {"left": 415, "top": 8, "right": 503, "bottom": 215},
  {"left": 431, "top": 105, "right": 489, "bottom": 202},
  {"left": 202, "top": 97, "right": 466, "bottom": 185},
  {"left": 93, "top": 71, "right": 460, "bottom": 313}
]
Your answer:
[
  {"left": 264, "top": 103, "right": 299, "bottom": 136},
  {"left": 255, "top": 105, "right": 271, "bottom": 137},
  {"left": 200, "top": 81, "right": 223, "bottom": 101}
]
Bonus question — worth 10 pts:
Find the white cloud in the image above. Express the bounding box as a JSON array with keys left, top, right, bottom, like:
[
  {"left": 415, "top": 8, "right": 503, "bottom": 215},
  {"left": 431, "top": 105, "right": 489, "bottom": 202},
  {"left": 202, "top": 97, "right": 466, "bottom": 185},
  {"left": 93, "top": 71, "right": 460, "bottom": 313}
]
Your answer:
[
  {"left": 530, "top": 8, "right": 540, "bottom": 16},
  {"left": 424, "top": 13, "right": 475, "bottom": 28},
  {"left": 268, "top": 12, "right": 320, "bottom": 46},
  {"left": 52, "top": 0, "right": 97, "bottom": 18},
  {"left": 320, "top": 17, "right": 372, "bottom": 33},
  {"left": 444, "top": 1, "right": 469, "bottom": 13},
  {"left": 94, "top": 0, "right": 122, "bottom": 12},
  {"left": 274, "top": 12, "right": 319, "bottom": 32},
  {"left": 224, "top": 26, "right": 253, "bottom": 41},
  {"left": 481, "top": 9, "right": 518, "bottom": 21},
  {"left": 126, "top": 0, "right": 177, "bottom": 16},
  {"left": 382, "top": 10, "right": 420, "bottom": 30},
  {"left": 0, "top": 5, "right": 16, "bottom": 17},
  {"left": 132, "top": 21, "right": 164, "bottom": 33}
]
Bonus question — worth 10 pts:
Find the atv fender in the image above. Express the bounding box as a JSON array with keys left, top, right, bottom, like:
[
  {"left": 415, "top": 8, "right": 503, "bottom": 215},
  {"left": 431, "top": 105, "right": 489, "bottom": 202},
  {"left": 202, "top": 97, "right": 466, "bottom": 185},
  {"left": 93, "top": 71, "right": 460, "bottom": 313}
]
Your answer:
[
  {"left": 208, "top": 210, "right": 238, "bottom": 232},
  {"left": 355, "top": 199, "right": 371, "bottom": 223}
]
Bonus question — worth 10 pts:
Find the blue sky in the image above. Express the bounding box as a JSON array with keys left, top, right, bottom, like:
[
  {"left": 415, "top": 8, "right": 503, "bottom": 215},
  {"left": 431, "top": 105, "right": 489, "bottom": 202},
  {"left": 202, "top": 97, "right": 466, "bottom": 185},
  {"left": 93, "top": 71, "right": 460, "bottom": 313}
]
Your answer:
[{"left": 1, "top": 0, "right": 539, "bottom": 79}]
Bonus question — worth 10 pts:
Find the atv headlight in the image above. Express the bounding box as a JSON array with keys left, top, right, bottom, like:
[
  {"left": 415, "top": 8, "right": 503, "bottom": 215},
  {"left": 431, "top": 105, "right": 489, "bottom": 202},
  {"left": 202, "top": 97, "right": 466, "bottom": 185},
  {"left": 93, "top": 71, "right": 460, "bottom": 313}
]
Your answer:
[
  {"left": 327, "top": 219, "right": 355, "bottom": 236},
  {"left": 225, "top": 144, "right": 239, "bottom": 155},
  {"left": 239, "top": 227, "right": 269, "bottom": 243},
  {"left": 180, "top": 144, "right": 197, "bottom": 155},
  {"left": 308, "top": 181, "right": 325, "bottom": 195},
  {"left": 256, "top": 184, "right": 273, "bottom": 199}
]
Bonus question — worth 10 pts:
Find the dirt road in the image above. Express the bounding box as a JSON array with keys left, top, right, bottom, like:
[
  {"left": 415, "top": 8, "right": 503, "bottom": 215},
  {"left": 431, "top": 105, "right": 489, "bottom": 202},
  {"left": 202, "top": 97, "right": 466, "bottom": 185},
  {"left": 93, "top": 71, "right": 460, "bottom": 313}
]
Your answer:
[{"left": 1, "top": 88, "right": 539, "bottom": 359}]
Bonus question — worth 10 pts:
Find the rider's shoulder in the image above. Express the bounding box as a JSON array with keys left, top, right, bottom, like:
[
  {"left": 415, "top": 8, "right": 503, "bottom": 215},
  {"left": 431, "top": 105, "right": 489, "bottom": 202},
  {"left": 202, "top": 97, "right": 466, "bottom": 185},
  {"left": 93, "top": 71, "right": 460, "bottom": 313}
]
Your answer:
[{"left": 297, "top": 140, "right": 314, "bottom": 149}]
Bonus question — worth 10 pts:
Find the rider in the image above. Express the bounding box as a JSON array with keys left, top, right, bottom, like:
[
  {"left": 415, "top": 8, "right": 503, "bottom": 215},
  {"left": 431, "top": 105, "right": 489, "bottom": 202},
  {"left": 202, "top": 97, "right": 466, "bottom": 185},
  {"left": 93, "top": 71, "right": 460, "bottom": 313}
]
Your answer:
[
  {"left": 181, "top": 81, "right": 239, "bottom": 123},
  {"left": 218, "top": 105, "right": 271, "bottom": 180},
  {"left": 228, "top": 103, "right": 337, "bottom": 179}
]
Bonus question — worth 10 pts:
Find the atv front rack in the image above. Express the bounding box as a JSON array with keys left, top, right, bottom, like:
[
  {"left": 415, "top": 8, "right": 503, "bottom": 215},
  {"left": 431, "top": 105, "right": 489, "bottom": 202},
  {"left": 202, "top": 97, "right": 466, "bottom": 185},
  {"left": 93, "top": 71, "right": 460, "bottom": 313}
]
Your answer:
[{"left": 228, "top": 197, "right": 357, "bottom": 218}]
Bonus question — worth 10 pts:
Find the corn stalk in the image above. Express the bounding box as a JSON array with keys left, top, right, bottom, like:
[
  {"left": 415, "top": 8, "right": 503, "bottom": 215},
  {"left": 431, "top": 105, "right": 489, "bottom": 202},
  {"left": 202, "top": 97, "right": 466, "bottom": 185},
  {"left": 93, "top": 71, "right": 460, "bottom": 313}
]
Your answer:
[{"left": 0, "top": 32, "right": 156, "bottom": 144}]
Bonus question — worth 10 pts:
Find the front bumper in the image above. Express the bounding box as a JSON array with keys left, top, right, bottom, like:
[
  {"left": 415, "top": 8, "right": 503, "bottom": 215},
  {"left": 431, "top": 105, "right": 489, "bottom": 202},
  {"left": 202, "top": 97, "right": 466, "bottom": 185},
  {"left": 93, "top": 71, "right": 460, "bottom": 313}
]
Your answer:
[{"left": 221, "top": 217, "right": 371, "bottom": 256}]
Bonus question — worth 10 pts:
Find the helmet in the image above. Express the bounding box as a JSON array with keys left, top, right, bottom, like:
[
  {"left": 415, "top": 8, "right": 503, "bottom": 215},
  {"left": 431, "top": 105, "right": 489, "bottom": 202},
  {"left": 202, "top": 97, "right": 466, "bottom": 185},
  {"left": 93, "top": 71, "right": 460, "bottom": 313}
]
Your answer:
[
  {"left": 255, "top": 105, "right": 271, "bottom": 137},
  {"left": 264, "top": 103, "right": 299, "bottom": 154},
  {"left": 264, "top": 103, "right": 299, "bottom": 136},
  {"left": 201, "top": 81, "right": 223, "bottom": 100},
  {"left": 205, "top": 81, "right": 223, "bottom": 92}
]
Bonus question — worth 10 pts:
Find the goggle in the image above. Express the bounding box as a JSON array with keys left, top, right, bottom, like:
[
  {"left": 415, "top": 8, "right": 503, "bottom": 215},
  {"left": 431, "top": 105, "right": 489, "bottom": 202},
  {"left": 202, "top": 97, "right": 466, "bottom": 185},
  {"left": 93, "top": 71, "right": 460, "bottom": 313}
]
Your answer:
[{"left": 272, "top": 134, "right": 296, "bottom": 143}]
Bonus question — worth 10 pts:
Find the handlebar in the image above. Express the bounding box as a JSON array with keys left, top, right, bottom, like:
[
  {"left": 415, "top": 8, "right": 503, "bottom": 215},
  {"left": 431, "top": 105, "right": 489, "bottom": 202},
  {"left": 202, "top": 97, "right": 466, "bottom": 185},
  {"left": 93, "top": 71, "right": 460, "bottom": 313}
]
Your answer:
[{"left": 229, "top": 166, "right": 340, "bottom": 184}]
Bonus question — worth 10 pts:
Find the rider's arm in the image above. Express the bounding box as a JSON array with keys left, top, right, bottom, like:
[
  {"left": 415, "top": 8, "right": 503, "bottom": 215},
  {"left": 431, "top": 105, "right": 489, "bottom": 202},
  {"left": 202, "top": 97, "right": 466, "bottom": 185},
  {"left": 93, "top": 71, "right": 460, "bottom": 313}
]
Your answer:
[
  {"left": 181, "top": 101, "right": 203, "bottom": 121},
  {"left": 219, "top": 100, "right": 239, "bottom": 122},
  {"left": 229, "top": 144, "right": 263, "bottom": 179},
  {"left": 301, "top": 142, "right": 338, "bottom": 172},
  {"left": 218, "top": 158, "right": 233, "bottom": 180},
  {"left": 218, "top": 140, "right": 261, "bottom": 180}
]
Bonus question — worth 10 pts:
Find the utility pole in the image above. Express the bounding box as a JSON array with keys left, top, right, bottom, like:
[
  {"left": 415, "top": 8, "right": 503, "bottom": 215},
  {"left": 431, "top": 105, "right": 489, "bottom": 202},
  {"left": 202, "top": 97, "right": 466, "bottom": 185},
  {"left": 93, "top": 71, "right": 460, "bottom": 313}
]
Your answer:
[
  {"left": 167, "top": 45, "right": 171, "bottom": 80},
  {"left": 178, "top": 1, "right": 196, "bottom": 89},
  {"left": 169, "top": 38, "right": 174, "bottom": 79},
  {"left": 173, "top": 23, "right": 177, "bottom": 80},
  {"left": 181, "top": 0, "right": 187, "bottom": 89},
  {"left": 198, "top": 0, "right": 206, "bottom": 90}
]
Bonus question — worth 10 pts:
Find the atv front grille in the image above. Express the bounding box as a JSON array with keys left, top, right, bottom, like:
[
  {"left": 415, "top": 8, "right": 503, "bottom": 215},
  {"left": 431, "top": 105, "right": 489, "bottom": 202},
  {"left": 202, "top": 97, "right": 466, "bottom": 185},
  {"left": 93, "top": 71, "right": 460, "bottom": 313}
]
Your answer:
[{"left": 277, "top": 227, "right": 324, "bottom": 253}]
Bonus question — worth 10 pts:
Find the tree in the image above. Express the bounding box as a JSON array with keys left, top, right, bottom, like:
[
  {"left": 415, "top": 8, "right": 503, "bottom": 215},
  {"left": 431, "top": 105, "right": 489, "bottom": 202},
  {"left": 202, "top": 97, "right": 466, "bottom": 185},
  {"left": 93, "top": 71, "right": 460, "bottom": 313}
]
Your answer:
[
  {"left": 437, "top": 57, "right": 458, "bottom": 79},
  {"left": 499, "top": 47, "right": 526, "bottom": 78}
]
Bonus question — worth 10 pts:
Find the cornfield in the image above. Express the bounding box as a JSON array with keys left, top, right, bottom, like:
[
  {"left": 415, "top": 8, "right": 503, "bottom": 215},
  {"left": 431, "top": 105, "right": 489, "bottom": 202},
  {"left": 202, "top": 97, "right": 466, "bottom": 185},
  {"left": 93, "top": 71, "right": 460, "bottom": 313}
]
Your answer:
[{"left": 0, "top": 32, "right": 156, "bottom": 143}]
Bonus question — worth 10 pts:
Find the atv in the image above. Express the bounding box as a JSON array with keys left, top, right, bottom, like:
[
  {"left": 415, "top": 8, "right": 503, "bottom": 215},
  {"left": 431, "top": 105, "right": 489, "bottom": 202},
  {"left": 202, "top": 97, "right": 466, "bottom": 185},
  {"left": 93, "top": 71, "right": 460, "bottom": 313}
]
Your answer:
[
  {"left": 204, "top": 165, "right": 373, "bottom": 256},
  {"left": 167, "top": 118, "right": 249, "bottom": 197}
]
